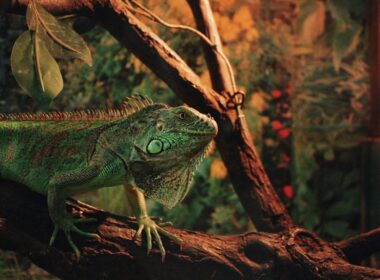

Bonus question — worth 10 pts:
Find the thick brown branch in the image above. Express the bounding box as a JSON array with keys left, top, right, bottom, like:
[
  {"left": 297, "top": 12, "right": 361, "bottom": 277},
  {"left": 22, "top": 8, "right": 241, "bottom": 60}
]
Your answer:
[
  {"left": 1, "top": 180, "right": 380, "bottom": 279},
  {"left": 335, "top": 228, "right": 380, "bottom": 263},
  {"left": 2, "top": 0, "right": 89, "bottom": 15},
  {"left": 186, "top": 0, "right": 292, "bottom": 232}
]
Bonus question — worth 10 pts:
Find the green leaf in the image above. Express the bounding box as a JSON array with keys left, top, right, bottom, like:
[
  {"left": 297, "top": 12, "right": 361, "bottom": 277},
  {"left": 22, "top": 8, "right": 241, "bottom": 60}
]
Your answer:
[
  {"left": 10, "top": 30, "right": 62, "bottom": 108},
  {"left": 11, "top": 31, "right": 36, "bottom": 94},
  {"left": 327, "top": 0, "right": 362, "bottom": 70},
  {"left": 332, "top": 20, "right": 361, "bottom": 71},
  {"left": 26, "top": 1, "right": 37, "bottom": 30},
  {"left": 32, "top": 1, "right": 92, "bottom": 66},
  {"left": 326, "top": 0, "right": 351, "bottom": 23},
  {"left": 37, "top": 23, "right": 82, "bottom": 61},
  {"left": 34, "top": 24, "right": 63, "bottom": 99}
]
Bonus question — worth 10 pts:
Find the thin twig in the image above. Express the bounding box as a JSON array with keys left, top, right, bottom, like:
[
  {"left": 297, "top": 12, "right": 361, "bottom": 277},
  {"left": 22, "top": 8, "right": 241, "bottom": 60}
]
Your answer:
[
  {"left": 126, "top": 0, "right": 237, "bottom": 94},
  {"left": 335, "top": 227, "right": 380, "bottom": 263},
  {"left": 128, "top": 0, "right": 215, "bottom": 47}
]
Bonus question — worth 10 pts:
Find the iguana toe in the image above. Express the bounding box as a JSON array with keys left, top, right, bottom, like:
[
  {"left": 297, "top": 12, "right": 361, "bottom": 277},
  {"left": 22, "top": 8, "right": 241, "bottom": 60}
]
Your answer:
[
  {"left": 71, "top": 224, "right": 100, "bottom": 240},
  {"left": 151, "top": 227, "right": 166, "bottom": 261},
  {"left": 49, "top": 219, "right": 99, "bottom": 258},
  {"left": 134, "top": 216, "right": 182, "bottom": 261},
  {"left": 156, "top": 226, "right": 182, "bottom": 244},
  {"left": 49, "top": 225, "right": 59, "bottom": 246},
  {"left": 64, "top": 230, "right": 81, "bottom": 259}
]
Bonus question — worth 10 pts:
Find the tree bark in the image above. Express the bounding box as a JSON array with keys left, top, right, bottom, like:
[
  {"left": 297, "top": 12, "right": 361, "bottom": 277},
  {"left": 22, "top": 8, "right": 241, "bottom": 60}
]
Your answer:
[{"left": 1, "top": 180, "right": 380, "bottom": 280}]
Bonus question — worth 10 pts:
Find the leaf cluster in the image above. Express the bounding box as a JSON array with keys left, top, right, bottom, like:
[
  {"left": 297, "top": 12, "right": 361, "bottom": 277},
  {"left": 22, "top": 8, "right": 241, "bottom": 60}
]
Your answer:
[{"left": 11, "top": 1, "right": 91, "bottom": 108}]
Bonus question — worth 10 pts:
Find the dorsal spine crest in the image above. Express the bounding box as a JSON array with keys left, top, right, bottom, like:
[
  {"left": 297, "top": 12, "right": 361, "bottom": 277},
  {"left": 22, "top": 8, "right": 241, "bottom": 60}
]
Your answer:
[{"left": 0, "top": 95, "right": 159, "bottom": 121}]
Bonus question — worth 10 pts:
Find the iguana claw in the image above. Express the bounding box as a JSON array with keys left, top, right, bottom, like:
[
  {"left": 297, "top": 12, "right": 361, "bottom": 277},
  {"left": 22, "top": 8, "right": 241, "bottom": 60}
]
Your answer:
[
  {"left": 49, "top": 218, "right": 100, "bottom": 259},
  {"left": 133, "top": 216, "right": 182, "bottom": 261}
]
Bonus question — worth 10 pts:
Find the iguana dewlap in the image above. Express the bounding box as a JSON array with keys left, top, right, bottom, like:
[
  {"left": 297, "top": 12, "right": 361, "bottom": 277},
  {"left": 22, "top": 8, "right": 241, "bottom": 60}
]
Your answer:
[{"left": 0, "top": 96, "right": 218, "bottom": 259}]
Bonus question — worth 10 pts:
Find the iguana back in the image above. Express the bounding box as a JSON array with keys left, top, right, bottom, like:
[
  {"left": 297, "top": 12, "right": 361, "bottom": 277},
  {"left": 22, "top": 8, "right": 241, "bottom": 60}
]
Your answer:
[
  {"left": 0, "top": 96, "right": 151, "bottom": 194},
  {"left": 0, "top": 119, "right": 110, "bottom": 194}
]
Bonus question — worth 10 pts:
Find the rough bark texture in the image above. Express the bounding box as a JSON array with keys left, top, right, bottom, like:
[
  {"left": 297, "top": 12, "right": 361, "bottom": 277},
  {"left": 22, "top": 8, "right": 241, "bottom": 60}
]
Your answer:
[
  {"left": 2, "top": 0, "right": 380, "bottom": 279},
  {"left": 1, "top": 180, "right": 380, "bottom": 280},
  {"left": 186, "top": 0, "right": 292, "bottom": 232}
]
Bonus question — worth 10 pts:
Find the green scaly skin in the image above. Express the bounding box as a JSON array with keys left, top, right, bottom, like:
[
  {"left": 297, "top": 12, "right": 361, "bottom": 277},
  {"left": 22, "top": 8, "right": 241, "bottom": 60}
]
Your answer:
[{"left": 0, "top": 96, "right": 218, "bottom": 260}]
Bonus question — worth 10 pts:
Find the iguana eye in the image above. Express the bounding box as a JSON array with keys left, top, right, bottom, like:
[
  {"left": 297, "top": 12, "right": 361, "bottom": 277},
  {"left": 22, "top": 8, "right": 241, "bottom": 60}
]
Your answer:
[
  {"left": 179, "top": 112, "right": 186, "bottom": 119},
  {"left": 147, "top": 139, "right": 164, "bottom": 154}
]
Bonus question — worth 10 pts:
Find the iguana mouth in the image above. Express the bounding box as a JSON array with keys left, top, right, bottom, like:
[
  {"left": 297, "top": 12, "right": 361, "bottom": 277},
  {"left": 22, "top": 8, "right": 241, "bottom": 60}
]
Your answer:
[{"left": 182, "top": 118, "right": 218, "bottom": 137}]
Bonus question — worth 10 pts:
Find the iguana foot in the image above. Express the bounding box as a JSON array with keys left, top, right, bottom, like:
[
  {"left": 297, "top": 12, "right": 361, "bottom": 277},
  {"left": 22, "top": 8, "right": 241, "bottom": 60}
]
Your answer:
[
  {"left": 49, "top": 218, "right": 100, "bottom": 259},
  {"left": 133, "top": 216, "right": 182, "bottom": 261}
]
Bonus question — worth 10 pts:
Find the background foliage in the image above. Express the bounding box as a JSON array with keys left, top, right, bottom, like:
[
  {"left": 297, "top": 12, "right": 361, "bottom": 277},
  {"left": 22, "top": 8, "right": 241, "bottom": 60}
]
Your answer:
[{"left": 0, "top": 0, "right": 370, "bottom": 277}]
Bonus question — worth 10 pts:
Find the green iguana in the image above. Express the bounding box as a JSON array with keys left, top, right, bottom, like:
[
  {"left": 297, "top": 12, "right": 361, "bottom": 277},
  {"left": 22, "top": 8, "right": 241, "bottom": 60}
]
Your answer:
[{"left": 0, "top": 95, "right": 218, "bottom": 259}]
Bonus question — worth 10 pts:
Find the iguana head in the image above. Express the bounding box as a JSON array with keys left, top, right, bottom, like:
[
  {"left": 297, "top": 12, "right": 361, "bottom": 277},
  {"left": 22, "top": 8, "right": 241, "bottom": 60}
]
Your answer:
[{"left": 129, "top": 105, "right": 218, "bottom": 208}]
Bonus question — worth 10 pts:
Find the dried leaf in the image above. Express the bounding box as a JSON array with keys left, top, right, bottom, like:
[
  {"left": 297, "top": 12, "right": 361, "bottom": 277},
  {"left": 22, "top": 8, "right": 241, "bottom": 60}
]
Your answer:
[{"left": 300, "top": 1, "right": 325, "bottom": 45}]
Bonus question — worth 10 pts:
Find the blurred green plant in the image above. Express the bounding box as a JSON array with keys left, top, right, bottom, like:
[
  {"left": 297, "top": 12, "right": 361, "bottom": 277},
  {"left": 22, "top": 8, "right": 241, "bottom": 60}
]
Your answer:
[
  {"left": 292, "top": 59, "right": 368, "bottom": 239},
  {"left": 297, "top": 0, "right": 365, "bottom": 70},
  {"left": 291, "top": 0, "right": 368, "bottom": 239}
]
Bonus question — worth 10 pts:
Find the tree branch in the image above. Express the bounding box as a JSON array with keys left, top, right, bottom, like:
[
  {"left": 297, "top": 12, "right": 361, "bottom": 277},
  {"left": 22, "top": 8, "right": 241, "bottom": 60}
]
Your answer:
[
  {"left": 335, "top": 228, "right": 380, "bottom": 264},
  {"left": 2, "top": 0, "right": 89, "bottom": 15},
  {"left": 186, "top": 0, "right": 292, "bottom": 232},
  {"left": 1, "top": 180, "right": 380, "bottom": 279}
]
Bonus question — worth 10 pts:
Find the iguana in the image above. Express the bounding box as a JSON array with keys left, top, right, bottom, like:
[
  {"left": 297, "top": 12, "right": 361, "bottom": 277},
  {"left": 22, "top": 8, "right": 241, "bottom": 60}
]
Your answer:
[{"left": 0, "top": 95, "right": 218, "bottom": 259}]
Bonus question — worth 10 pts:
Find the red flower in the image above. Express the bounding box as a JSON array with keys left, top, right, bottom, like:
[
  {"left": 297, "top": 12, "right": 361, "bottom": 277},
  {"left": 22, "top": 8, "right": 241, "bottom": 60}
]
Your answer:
[
  {"left": 278, "top": 128, "right": 291, "bottom": 139},
  {"left": 272, "top": 89, "right": 282, "bottom": 99},
  {"left": 271, "top": 120, "right": 283, "bottom": 131},
  {"left": 282, "top": 185, "right": 293, "bottom": 199}
]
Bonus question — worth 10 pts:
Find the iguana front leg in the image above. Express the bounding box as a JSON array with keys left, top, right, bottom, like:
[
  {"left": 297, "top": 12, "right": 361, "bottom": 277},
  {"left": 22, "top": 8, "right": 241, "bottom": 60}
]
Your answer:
[
  {"left": 47, "top": 164, "right": 104, "bottom": 258},
  {"left": 125, "top": 183, "right": 182, "bottom": 260}
]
